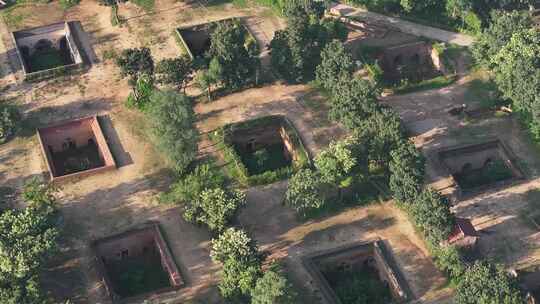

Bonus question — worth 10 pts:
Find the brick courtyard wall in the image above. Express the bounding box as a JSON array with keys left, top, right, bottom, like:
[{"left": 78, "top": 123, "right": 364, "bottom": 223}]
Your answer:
[{"left": 37, "top": 116, "right": 117, "bottom": 182}]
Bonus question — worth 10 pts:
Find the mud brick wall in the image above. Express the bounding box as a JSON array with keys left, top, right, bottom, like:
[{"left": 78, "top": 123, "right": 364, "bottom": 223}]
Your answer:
[
  {"left": 380, "top": 41, "right": 437, "bottom": 76},
  {"left": 39, "top": 118, "right": 97, "bottom": 153},
  {"left": 90, "top": 117, "right": 115, "bottom": 167},
  {"left": 439, "top": 141, "right": 511, "bottom": 174},
  {"left": 13, "top": 22, "right": 66, "bottom": 55}
]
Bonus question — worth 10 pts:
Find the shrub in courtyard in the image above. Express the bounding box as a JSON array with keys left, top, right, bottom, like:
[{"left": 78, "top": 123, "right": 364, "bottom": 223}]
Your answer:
[
  {"left": 183, "top": 188, "right": 246, "bottom": 232},
  {"left": 410, "top": 188, "right": 454, "bottom": 244},
  {"left": 160, "top": 163, "right": 225, "bottom": 205},
  {"left": 219, "top": 256, "right": 261, "bottom": 302},
  {"left": 389, "top": 140, "right": 425, "bottom": 204},
  {"left": 0, "top": 179, "right": 59, "bottom": 304},
  {"left": 0, "top": 104, "right": 18, "bottom": 144},
  {"left": 285, "top": 168, "right": 328, "bottom": 217},
  {"left": 251, "top": 263, "right": 298, "bottom": 304},
  {"left": 208, "top": 20, "right": 260, "bottom": 91},
  {"left": 59, "top": 0, "right": 80, "bottom": 9},
  {"left": 146, "top": 90, "right": 198, "bottom": 174},
  {"left": 455, "top": 261, "right": 525, "bottom": 304},
  {"left": 116, "top": 47, "right": 154, "bottom": 84},
  {"left": 155, "top": 56, "right": 193, "bottom": 92},
  {"left": 210, "top": 227, "right": 258, "bottom": 264}
]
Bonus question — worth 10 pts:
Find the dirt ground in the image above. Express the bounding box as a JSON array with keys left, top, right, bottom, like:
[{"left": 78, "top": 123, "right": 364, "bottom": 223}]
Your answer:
[
  {"left": 383, "top": 77, "right": 540, "bottom": 270},
  {"left": 2, "top": 1, "right": 537, "bottom": 303}
]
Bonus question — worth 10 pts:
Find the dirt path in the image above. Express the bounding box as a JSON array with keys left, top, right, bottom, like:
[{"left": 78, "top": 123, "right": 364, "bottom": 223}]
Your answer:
[
  {"left": 239, "top": 181, "right": 452, "bottom": 303},
  {"left": 332, "top": 3, "right": 475, "bottom": 46}
]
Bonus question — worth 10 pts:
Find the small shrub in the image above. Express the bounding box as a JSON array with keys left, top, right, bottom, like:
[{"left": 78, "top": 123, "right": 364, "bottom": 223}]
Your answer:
[
  {"left": 183, "top": 188, "right": 246, "bottom": 232},
  {"left": 285, "top": 168, "right": 328, "bottom": 217},
  {"left": 59, "top": 0, "right": 80, "bottom": 9},
  {"left": 251, "top": 263, "right": 297, "bottom": 304},
  {"left": 160, "top": 163, "right": 225, "bottom": 205},
  {"left": 219, "top": 257, "right": 261, "bottom": 302},
  {"left": 210, "top": 227, "right": 258, "bottom": 264},
  {"left": 0, "top": 104, "right": 18, "bottom": 144}
]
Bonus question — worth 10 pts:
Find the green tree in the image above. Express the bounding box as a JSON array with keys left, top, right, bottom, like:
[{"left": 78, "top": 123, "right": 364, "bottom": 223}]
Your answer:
[
  {"left": 355, "top": 108, "right": 405, "bottom": 167},
  {"left": 209, "top": 20, "right": 260, "bottom": 90},
  {"left": 328, "top": 76, "right": 380, "bottom": 128},
  {"left": 455, "top": 261, "right": 524, "bottom": 304},
  {"left": 269, "top": 4, "right": 347, "bottom": 83},
  {"left": 0, "top": 179, "right": 59, "bottom": 304},
  {"left": 146, "top": 90, "right": 198, "bottom": 173},
  {"left": 160, "top": 163, "right": 225, "bottom": 205},
  {"left": 251, "top": 263, "right": 297, "bottom": 304},
  {"left": 115, "top": 47, "right": 154, "bottom": 84},
  {"left": 492, "top": 28, "right": 540, "bottom": 138},
  {"left": 472, "top": 10, "right": 532, "bottom": 67},
  {"left": 155, "top": 56, "right": 192, "bottom": 92},
  {"left": 431, "top": 245, "right": 465, "bottom": 279},
  {"left": 183, "top": 188, "right": 246, "bottom": 232},
  {"left": 315, "top": 137, "right": 363, "bottom": 185},
  {"left": 285, "top": 168, "right": 327, "bottom": 217},
  {"left": 389, "top": 140, "right": 425, "bottom": 204},
  {"left": 219, "top": 257, "right": 261, "bottom": 302},
  {"left": 410, "top": 188, "right": 454, "bottom": 244},
  {"left": 210, "top": 227, "right": 258, "bottom": 264},
  {"left": 316, "top": 40, "right": 354, "bottom": 92}
]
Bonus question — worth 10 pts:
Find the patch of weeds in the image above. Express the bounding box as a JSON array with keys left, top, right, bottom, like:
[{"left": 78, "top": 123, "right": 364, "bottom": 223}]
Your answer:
[
  {"left": 464, "top": 70, "right": 506, "bottom": 109},
  {"left": 59, "top": 0, "right": 80, "bottom": 10},
  {"left": 102, "top": 48, "right": 118, "bottom": 62},
  {"left": 2, "top": 5, "right": 27, "bottom": 30},
  {"left": 392, "top": 75, "right": 457, "bottom": 95},
  {"left": 131, "top": 0, "right": 154, "bottom": 12}
]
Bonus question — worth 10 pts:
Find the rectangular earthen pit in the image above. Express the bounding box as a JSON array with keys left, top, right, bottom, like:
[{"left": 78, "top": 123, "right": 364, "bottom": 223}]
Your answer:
[
  {"left": 222, "top": 115, "right": 308, "bottom": 177},
  {"left": 303, "top": 240, "right": 410, "bottom": 304},
  {"left": 92, "top": 223, "right": 183, "bottom": 301},
  {"left": 12, "top": 21, "right": 84, "bottom": 81},
  {"left": 175, "top": 18, "right": 254, "bottom": 60},
  {"left": 438, "top": 139, "right": 524, "bottom": 193},
  {"left": 37, "top": 116, "right": 116, "bottom": 183}
]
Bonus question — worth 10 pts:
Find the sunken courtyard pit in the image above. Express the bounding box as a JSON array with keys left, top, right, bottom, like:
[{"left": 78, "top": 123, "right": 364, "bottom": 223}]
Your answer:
[
  {"left": 213, "top": 115, "right": 310, "bottom": 185},
  {"left": 37, "top": 116, "right": 116, "bottom": 182},
  {"left": 92, "top": 223, "right": 183, "bottom": 301},
  {"left": 438, "top": 139, "right": 524, "bottom": 194},
  {"left": 12, "top": 21, "right": 85, "bottom": 81},
  {"left": 175, "top": 18, "right": 255, "bottom": 59},
  {"left": 303, "top": 240, "right": 410, "bottom": 304}
]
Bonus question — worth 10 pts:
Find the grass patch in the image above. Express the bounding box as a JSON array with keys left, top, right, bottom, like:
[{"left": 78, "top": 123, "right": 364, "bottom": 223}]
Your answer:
[
  {"left": 107, "top": 254, "right": 170, "bottom": 298},
  {"left": 392, "top": 75, "right": 457, "bottom": 94},
  {"left": 28, "top": 50, "right": 67, "bottom": 72},
  {"left": 1, "top": 4, "right": 27, "bottom": 29},
  {"left": 322, "top": 264, "right": 393, "bottom": 304},
  {"left": 464, "top": 70, "right": 506, "bottom": 109},
  {"left": 454, "top": 159, "right": 514, "bottom": 190},
  {"left": 131, "top": 0, "right": 154, "bottom": 11}
]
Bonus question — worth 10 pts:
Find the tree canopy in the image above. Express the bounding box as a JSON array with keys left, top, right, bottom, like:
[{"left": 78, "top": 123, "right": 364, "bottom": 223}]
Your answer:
[
  {"left": 115, "top": 47, "right": 154, "bottom": 84},
  {"left": 145, "top": 90, "right": 198, "bottom": 174},
  {"left": 155, "top": 56, "right": 193, "bottom": 91},
  {"left": 0, "top": 178, "right": 59, "bottom": 304},
  {"left": 251, "top": 263, "right": 297, "bottom": 304},
  {"left": 455, "top": 261, "right": 525, "bottom": 304}
]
